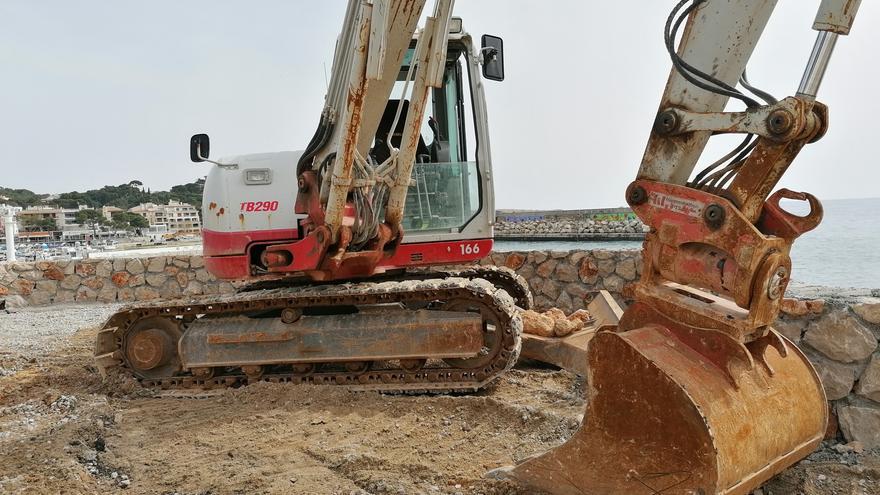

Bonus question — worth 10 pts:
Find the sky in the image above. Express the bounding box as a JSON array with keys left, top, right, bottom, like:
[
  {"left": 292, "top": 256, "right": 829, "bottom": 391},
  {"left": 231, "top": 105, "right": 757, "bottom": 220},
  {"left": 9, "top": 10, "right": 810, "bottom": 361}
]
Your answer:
[{"left": 2, "top": 1, "right": 879, "bottom": 209}]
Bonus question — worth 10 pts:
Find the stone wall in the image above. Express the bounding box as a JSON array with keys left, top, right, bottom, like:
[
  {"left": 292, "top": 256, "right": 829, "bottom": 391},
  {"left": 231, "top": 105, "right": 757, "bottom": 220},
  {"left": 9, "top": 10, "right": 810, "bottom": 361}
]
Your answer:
[
  {"left": 477, "top": 250, "right": 642, "bottom": 313},
  {"left": 0, "top": 257, "right": 236, "bottom": 307},
  {"left": 1, "top": 251, "right": 879, "bottom": 446}
]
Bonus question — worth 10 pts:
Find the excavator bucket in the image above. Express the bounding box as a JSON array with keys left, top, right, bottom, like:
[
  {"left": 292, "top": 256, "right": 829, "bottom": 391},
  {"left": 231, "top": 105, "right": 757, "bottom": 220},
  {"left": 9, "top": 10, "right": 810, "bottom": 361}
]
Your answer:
[{"left": 497, "top": 306, "right": 827, "bottom": 494}]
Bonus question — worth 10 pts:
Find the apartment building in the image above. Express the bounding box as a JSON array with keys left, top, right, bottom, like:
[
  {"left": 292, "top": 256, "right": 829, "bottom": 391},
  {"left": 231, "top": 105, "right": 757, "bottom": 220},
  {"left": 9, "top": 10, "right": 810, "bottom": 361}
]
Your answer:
[{"left": 129, "top": 200, "right": 200, "bottom": 234}]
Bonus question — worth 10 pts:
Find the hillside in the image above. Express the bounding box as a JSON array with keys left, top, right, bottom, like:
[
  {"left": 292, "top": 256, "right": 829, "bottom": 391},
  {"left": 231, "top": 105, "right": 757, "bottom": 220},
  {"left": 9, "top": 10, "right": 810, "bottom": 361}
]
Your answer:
[{"left": 0, "top": 179, "right": 205, "bottom": 210}]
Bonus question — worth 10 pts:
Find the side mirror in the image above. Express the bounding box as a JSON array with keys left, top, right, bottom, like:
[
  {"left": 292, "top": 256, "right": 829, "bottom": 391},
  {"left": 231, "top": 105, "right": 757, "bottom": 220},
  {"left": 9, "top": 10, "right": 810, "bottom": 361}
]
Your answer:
[
  {"left": 481, "top": 35, "right": 505, "bottom": 82},
  {"left": 190, "top": 134, "right": 210, "bottom": 162}
]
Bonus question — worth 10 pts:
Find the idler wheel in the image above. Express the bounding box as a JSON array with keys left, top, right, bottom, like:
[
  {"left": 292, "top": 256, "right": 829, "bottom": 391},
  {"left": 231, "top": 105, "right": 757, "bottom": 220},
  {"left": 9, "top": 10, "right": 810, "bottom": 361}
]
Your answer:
[
  {"left": 123, "top": 317, "right": 183, "bottom": 380},
  {"left": 442, "top": 298, "right": 503, "bottom": 369}
]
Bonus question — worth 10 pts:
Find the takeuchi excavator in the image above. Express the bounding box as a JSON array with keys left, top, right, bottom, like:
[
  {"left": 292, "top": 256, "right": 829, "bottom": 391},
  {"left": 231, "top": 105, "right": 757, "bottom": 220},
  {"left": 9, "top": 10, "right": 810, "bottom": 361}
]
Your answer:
[
  {"left": 94, "top": 0, "right": 863, "bottom": 493},
  {"left": 95, "top": 0, "right": 530, "bottom": 393}
]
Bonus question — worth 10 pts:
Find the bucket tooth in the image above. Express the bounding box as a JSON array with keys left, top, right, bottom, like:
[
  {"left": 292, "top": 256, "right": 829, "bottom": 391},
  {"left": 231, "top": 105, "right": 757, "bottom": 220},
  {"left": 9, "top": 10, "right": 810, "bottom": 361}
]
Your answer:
[{"left": 499, "top": 323, "right": 827, "bottom": 495}]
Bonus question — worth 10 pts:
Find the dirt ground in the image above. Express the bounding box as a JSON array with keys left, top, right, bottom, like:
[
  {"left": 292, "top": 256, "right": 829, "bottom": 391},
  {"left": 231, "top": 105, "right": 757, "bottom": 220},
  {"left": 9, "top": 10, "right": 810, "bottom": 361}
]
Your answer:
[{"left": 1, "top": 308, "right": 879, "bottom": 495}]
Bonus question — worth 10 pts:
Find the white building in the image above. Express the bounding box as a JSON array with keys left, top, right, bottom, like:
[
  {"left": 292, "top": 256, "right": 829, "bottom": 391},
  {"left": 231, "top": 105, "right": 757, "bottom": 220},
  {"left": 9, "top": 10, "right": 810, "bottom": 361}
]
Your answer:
[{"left": 129, "top": 200, "right": 201, "bottom": 235}]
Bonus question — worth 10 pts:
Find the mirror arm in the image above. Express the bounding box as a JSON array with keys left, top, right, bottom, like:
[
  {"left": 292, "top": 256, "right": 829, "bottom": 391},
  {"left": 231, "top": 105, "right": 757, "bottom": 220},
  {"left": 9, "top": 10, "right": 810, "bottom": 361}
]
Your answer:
[{"left": 198, "top": 152, "right": 238, "bottom": 169}]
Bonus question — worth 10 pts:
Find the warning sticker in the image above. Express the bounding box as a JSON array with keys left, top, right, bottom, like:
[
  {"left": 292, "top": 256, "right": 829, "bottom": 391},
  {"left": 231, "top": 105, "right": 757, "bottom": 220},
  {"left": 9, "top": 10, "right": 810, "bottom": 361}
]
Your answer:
[{"left": 648, "top": 192, "right": 705, "bottom": 218}]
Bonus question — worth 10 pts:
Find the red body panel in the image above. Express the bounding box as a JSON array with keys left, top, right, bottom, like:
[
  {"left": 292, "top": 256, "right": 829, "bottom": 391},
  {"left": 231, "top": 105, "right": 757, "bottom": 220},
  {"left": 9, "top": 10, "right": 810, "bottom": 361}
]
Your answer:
[
  {"left": 203, "top": 228, "right": 299, "bottom": 257},
  {"left": 203, "top": 227, "right": 492, "bottom": 280}
]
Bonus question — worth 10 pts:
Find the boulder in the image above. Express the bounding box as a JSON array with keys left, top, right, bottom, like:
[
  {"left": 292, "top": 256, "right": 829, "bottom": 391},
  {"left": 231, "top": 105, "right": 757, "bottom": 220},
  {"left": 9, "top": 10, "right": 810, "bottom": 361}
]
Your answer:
[
  {"left": 183, "top": 280, "right": 204, "bottom": 296},
  {"left": 521, "top": 310, "right": 555, "bottom": 337},
  {"left": 126, "top": 259, "right": 145, "bottom": 275},
  {"left": 172, "top": 257, "right": 191, "bottom": 269},
  {"left": 773, "top": 319, "right": 805, "bottom": 342},
  {"left": 146, "top": 256, "right": 166, "bottom": 273},
  {"left": 75, "top": 286, "right": 98, "bottom": 302},
  {"left": 856, "top": 355, "right": 880, "bottom": 403},
  {"left": 117, "top": 288, "right": 135, "bottom": 301},
  {"left": 81, "top": 277, "right": 104, "bottom": 290},
  {"left": 127, "top": 274, "right": 145, "bottom": 287},
  {"left": 112, "top": 258, "right": 127, "bottom": 272},
  {"left": 54, "top": 290, "right": 75, "bottom": 303},
  {"left": 553, "top": 318, "right": 580, "bottom": 337},
  {"left": 35, "top": 280, "right": 58, "bottom": 296},
  {"left": 602, "top": 274, "right": 626, "bottom": 294},
  {"left": 190, "top": 256, "right": 205, "bottom": 269},
  {"left": 27, "top": 291, "right": 52, "bottom": 306},
  {"left": 536, "top": 259, "right": 558, "bottom": 278},
  {"left": 4, "top": 295, "right": 28, "bottom": 309},
  {"left": 14, "top": 279, "right": 35, "bottom": 296},
  {"left": 503, "top": 252, "right": 525, "bottom": 270},
  {"left": 554, "top": 263, "right": 578, "bottom": 283},
  {"left": 111, "top": 272, "right": 131, "bottom": 288},
  {"left": 853, "top": 302, "right": 880, "bottom": 325},
  {"left": 807, "top": 352, "right": 859, "bottom": 400},
  {"left": 837, "top": 405, "right": 880, "bottom": 448},
  {"left": 95, "top": 260, "right": 113, "bottom": 278},
  {"left": 176, "top": 272, "right": 189, "bottom": 288},
  {"left": 134, "top": 286, "right": 160, "bottom": 300},
  {"left": 555, "top": 290, "right": 573, "bottom": 314},
  {"left": 75, "top": 262, "right": 96, "bottom": 277},
  {"left": 803, "top": 311, "right": 877, "bottom": 362},
  {"left": 596, "top": 259, "right": 616, "bottom": 278},
  {"left": 194, "top": 269, "right": 215, "bottom": 283},
  {"left": 41, "top": 265, "right": 65, "bottom": 281},
  {"left": 578, "top": 258, "right": 599, "bottom": 285},
  {"left": 146, "top": 273, "right": 168, "bottom": 287},
  {"left": 781, "top": 298, "right": 810, "bottom": 317},
  {"left": 615, "top": 258, "right": 638, "bottom": 281},
  {"left": 528, "top": 251, "right": 548, "bottom": 265},
  {"left": 60, "top": 274, "right": 82, "bottom": 290},
  {"left": 97, "top": 287, "right": 118, "bottom": 303}
]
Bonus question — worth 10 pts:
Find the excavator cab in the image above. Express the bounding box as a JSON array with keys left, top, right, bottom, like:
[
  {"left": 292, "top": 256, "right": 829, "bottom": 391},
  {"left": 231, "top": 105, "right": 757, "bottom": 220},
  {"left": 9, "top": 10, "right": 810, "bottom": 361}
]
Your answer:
[{"left": 369, "top": 38, "right": 492, "bottom": 236}]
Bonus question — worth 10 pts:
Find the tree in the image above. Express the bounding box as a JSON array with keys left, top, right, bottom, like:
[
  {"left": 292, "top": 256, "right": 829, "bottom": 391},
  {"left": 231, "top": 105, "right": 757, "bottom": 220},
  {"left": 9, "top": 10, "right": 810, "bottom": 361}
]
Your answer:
[
  {"left": 20, "top": 217, "right": 56, "bottom": 232},
  {"left": 74, "top": 209, "right": 108, "bottom": 239},
  {"left": 110, "top": 212, "right": 149, "bottom": 231}
]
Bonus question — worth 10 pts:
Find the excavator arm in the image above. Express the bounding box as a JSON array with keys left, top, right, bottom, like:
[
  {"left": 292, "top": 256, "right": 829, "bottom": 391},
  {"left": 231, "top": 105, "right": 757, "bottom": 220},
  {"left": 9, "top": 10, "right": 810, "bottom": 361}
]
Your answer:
[
  {"left": 291, "top": 0, "right": 454, "bottom": 261},
  {"left": 499, "top": 1, "right": 863, "bottom": 494}
]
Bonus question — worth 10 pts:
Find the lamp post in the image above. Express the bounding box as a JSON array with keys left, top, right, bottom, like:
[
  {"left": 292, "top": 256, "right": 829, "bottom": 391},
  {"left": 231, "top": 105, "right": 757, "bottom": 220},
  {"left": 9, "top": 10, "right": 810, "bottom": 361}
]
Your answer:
[{"left": 1, "top": 206, "right": 21, "bottom": 262}]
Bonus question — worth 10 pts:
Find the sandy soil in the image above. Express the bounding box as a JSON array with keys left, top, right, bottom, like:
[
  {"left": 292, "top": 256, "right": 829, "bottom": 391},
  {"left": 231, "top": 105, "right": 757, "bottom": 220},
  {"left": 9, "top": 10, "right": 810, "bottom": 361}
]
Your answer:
[{"left": 1, "top": 307, "right": 878, "bottom": 495}]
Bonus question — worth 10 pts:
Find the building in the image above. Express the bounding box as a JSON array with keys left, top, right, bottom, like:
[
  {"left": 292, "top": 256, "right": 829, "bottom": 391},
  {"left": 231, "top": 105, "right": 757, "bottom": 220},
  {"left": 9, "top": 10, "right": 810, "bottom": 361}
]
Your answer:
[
  {"left": 129, "top": 200, "right": 201, "bottom": 235},
  {"left": 101, "top": 206, "right": 124, "bottom": 221}
]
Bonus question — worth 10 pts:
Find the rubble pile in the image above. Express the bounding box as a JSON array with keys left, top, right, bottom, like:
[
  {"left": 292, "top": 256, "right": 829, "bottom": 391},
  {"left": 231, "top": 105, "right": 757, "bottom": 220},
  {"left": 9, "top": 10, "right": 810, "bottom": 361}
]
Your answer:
[{"left": 521, "top": 307, "right": 594, "bottom": 337}]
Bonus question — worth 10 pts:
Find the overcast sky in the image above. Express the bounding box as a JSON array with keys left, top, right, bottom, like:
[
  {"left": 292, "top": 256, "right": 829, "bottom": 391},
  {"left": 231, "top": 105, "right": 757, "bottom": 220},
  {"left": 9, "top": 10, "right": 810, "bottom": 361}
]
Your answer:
[{"left": 2, "top": 1, "right": 878, "bottom": 209}]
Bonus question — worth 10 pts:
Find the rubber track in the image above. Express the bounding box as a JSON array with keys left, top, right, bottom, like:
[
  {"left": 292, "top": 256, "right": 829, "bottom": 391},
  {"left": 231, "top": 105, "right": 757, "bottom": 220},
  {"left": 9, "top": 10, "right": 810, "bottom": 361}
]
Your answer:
[{"left": 94, "top": 277, "right": 523, "bottom": 393}]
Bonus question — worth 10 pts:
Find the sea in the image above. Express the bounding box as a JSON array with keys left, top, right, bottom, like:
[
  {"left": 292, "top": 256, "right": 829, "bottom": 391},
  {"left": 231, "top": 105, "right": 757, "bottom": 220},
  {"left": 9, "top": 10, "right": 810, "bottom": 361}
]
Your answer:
[{"left": 494, "top": 197, "right": 880, "bottom": 290}]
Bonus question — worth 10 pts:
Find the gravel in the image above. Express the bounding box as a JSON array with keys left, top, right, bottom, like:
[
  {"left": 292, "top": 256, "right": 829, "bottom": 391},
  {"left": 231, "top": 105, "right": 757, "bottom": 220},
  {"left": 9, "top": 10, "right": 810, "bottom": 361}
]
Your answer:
[{"left": 0, "top": 303, "right": 122, "bottom": 360}]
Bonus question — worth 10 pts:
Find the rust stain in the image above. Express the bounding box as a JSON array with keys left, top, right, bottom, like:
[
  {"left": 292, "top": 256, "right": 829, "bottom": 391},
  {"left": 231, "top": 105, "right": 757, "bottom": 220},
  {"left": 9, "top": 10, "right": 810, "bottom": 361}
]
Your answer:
[
  {"left": 208, "top": 202, "right": 217, "bottom": 210},
  {"left": 216, "top": 207, "right": 225, "bottom": 217}
]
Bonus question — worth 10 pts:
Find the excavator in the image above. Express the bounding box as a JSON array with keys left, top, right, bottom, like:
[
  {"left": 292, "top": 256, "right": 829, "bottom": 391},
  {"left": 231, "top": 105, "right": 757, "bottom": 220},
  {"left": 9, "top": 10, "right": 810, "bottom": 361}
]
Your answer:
[
  {"left": 93, "top": 0, "right": 862, "bottom": 493},
  {"left": 95, "top": 0, "right": 530, "bottom": 393}
]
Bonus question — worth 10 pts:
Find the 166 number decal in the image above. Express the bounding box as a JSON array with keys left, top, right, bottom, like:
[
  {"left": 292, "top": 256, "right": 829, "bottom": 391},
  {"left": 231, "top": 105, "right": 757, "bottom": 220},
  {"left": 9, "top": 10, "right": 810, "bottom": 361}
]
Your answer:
[{"left": 459, "top": 243, "right": 481, "bottom": 255}]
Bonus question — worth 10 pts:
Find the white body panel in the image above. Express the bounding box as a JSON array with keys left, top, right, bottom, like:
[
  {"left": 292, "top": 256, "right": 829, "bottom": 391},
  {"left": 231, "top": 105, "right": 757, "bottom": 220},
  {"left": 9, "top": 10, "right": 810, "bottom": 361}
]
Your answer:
[{"left": 202, "top": 151, "right": 304, "bottom": 235}]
